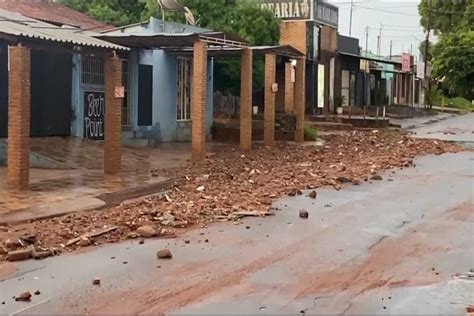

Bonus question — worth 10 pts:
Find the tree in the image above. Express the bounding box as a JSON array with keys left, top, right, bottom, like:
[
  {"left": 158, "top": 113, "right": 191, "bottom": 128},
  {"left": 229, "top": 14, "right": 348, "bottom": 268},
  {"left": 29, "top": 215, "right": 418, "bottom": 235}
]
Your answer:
[
  {"left": 432, "top": 31, "right": 474, "bottom": 98},
  {"left": 60, "top": 0, "right": 145, "bottom": 26},
  {"left": 163, "top": 0, "right": 281, "bottom": 94},
  {"left": 418, "top": 0, "right": 474, "bottom": 99}
]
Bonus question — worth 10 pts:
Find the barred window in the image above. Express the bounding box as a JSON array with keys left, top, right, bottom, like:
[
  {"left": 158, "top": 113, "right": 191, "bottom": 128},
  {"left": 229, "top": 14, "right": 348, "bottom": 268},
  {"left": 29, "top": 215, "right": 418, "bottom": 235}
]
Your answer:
[
  {"left": 177, "top": 57, "right": 192, "bottom": 121},
  {"left": 81, "top": 54, "right": 104, "bottom": 86}
]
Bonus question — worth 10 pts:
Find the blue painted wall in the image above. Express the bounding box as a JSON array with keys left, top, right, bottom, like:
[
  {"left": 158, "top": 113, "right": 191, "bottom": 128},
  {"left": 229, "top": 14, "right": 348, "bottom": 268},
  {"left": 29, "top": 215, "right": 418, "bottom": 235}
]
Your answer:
[
  {"left": 129, "top": 50, "right": 214, "bottom": 143},
  {"left": 71, "top": 17, "right": 215, "bottom": 143}
]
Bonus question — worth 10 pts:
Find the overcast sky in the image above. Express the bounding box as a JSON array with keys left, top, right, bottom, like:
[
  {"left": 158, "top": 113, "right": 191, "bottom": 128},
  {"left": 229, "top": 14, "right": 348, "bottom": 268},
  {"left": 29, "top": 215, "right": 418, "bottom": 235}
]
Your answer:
[{"left": 332, "top": 0, "right": 425, "bottom": 57}]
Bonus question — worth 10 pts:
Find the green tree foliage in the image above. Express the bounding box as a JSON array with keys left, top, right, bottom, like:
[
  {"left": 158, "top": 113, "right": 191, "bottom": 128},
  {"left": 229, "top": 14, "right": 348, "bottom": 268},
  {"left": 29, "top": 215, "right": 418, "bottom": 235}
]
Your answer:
[
  {"left": 61, "top": 0, "right": 280, "bottom": 94},
  {"left": 418, "top": 0, "right": 474, "bottom": 99},
  {"left": 432, "top": 31, "right": 474, "bottom": 98},
  {"left": 60, "top": 0, "right": 145, "bottom": 26}
]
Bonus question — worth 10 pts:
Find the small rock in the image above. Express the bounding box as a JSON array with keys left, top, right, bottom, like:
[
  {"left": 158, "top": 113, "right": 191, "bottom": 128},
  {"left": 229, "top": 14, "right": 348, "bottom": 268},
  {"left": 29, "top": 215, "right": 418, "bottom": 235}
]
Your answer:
[
  {"left": 6, "top": 248, "right": 33, "bottom": 262},
  {"left": 296, "top": 190, "right": 303, "bottom": 196},
  {"left": 92, "top": 278, "right": 101, "bottom": 285},
  {"left": 336, "top": 176, "right": 352, "bottom": 183},
  {"left": 196, "top": 186, "right": 205, "bottom": 192},
  {"left": 205, "top": 239, "right": 209, "bottom": 243},
  {"left": 246, "top": 226, "right": 251, "bottom": 230},
  {"left": 466, "top": 306, "right": 474, "bottom": 313},
  {"left": 136, "top": 225, "right": 158, "bottom": 238},
  {"left": 308, "top": 191, "right": 317, "bottom": 199},
  {"left": 15, "top": 291, "right": 31, "bottom": 302},
  {"left": 157, "top": 249, "right": 172, "bottom": 259},
  {"left": 172, "top": 221, "right": 187, "bottom": 228},
  {"left": 126, "top": 232, "right": 140, "bottom": 239},
  {"left": 34, "top": 290, "right": 41, "bottom": 296},
  {"left": 299, "top": 210, "right": 309, "bottom": 219},
  {"left": 138, "top": 239, "right": 145, "bottom": 245},
  {"left": 78, "top": 237, "right": 92, "bottom": 247},
  {"left": 370, "top": 175, "right": 383, "bottom": 181},
  {"left": 184, "top": 240, "right": 190, "bottom": 244}
]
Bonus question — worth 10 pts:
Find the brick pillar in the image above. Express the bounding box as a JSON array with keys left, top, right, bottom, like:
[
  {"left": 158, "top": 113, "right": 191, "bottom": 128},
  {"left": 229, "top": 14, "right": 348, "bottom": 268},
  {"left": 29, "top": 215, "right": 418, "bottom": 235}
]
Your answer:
[
  {"left": 8, "top": 45, "right": 31, "bottom": 191},
  {"left": 264, "top": 53, "right": 276, "bottom": 147},
  {"left": 240, "top": 48, "right": 253, "bottom": 151},
  {"left": 294, "top": 58, "right": 306, "bottom": 142},
  {"left": 192, "top": 40, "right": 208, "bottom": 160},
  {"left": 104, "top": 55, "right": 123, "bottom": 174},
  {"left": 284, "top": 62, "right": 294, "bottom": 113}
]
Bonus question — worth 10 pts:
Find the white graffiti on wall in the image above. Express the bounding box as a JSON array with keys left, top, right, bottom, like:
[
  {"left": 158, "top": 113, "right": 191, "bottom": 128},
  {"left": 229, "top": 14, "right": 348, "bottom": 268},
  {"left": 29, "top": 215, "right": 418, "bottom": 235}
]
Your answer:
[{"left": 84, "top": 92, "right": 105, "bottom": 140}]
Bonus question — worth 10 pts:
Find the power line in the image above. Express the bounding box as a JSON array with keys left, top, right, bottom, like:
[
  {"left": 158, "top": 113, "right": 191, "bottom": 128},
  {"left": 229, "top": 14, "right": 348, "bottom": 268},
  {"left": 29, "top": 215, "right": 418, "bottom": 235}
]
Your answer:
[{"left": 355, "top": 5, "right": 419, "bottom": 16}]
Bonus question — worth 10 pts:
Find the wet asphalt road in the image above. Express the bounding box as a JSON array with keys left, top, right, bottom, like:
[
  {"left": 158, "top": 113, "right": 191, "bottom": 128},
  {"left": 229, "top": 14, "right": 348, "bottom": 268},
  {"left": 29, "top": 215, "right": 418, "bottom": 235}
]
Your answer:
[{"left": 1, "top": 114, "right": 473, "bottom": 315}]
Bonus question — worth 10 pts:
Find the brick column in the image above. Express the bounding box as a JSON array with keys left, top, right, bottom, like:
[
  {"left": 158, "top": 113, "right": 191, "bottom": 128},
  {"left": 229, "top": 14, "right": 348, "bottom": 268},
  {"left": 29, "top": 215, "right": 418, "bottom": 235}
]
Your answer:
[
  {"left": 8, "top": 45, "right": 31, "bottom": 191},
  {"left": 294, "top": 58, "right": 306, "bottom": 142},
  {"left": 192, "top": 40, "right": 208, "bottom": 160},
  {"left": 104, "top": 55, "right": 123, "bottom": 174},
  {"left": 284, "top": 62, "right": 294, "bottom": 113},
  {"left": 264, "top": 53, "right": 276, "bottom": 147},
  {"left": 240, "top": 48, "right": 253, "bottom": 151}
]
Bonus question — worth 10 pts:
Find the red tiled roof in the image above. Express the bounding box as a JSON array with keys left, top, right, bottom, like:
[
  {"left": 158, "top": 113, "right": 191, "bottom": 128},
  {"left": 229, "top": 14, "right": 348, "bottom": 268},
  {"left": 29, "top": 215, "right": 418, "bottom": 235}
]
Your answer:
[{"left": 0, "top": 0, "right": 112, "bottom": 31}]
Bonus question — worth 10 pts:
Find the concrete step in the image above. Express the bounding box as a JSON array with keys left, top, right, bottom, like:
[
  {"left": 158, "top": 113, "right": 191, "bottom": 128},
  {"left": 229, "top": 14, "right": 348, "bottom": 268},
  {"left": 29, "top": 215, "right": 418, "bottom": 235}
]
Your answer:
[{"left": 307, "top": 121, "right": 354, "bottom": 131}]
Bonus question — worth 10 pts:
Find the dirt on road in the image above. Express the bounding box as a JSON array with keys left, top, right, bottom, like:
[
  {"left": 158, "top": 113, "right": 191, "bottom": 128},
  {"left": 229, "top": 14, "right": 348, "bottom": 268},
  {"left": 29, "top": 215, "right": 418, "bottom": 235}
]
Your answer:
[{"left": 0, "top": 131, "right": 463, "bottom": 262}]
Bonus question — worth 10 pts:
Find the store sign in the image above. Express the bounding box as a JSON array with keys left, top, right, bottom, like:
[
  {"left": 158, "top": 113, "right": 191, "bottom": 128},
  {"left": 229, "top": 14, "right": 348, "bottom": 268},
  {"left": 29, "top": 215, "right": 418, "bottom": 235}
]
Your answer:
[
  {"left": 416, "top": 61, "right": 425, "bottom": 79},
  {"left": 317, "top": 64, "right": 325, "bottom": 108},
  {"left": 402, "top": 53, "right": 411, "bottom": 72},
  {"left": 260, "top": 0, "right": 311, "bottom": 20},
  {"left": 84, "top": 91, "right": 105, "bottom": 141},
  {"left": 315, "top": 1, "right": 339, "bottom": 28}
]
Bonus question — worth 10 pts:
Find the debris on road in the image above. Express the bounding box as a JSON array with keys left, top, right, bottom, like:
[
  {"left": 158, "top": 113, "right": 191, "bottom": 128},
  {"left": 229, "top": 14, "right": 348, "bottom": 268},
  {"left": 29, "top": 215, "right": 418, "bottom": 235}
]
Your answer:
[
  {"left": 371, "top": 175, "right": 383, "bottom": 181},
  {"left": 92, "top": 278, "right": 101, "bottom": 285},
  {"left": 6, "top": 248, "right": 33, "bottom": 262},
  {"left": 157, "top": 249, "right": 172, "bottom": 259},
  {"left": 299, "top": 210, "right": 309, "bottom": 219},
  {"left": 0, "top": 131, "right": 462, "bottom": 262},
  {"left": 14, "top": 291, "right": 32, "bottom": 302},
  {"left": 34, "top": 290, "right": 41, "bottom": 295},
  {"left": 136, "top": 225, "right": 158, "bottom": 238},
  {"left": 309, "top": 191, "right": 317, "bottom": 199}
]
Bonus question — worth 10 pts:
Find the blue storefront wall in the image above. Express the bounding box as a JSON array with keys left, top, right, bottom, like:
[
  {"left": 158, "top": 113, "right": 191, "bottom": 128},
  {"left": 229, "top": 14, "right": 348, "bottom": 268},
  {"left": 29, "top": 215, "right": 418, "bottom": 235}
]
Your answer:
[{"left": 128, "top": 49, "right": 214, "bottom": 143}]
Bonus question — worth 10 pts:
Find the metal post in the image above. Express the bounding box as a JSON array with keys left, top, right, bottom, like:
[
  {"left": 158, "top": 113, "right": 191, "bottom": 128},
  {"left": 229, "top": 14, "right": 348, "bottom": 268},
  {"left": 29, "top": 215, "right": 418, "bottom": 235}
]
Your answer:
[
  {"left": 364, "top": 26, "right": 369, "bottom": 120},
  {"left": 349, "top": 0, "right": 354, "bottom": 36}
]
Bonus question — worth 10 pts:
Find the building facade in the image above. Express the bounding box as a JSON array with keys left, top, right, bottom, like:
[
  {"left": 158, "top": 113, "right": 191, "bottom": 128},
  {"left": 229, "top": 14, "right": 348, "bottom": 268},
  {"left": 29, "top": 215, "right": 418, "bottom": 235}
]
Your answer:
[{"left": 261, "top": 0, "right": 339, "bottom": 114}]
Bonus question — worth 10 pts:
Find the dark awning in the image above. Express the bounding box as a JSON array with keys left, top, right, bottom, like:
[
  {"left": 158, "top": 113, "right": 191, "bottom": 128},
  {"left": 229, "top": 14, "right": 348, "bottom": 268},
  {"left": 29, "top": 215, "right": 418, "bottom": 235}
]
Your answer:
[
  {"left": 339, "top": 51, "right": 401, "bottom": 65},
  {"left": 96, "top": 32, "right": 248, "bottom": 49}
]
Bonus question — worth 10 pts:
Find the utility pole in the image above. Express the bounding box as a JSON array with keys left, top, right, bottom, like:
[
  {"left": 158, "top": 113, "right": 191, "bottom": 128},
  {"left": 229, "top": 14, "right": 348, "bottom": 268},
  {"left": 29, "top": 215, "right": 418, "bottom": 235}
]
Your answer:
[
  {"left": 423, "top": 0, "right": 432, "bottom": 106},
  {"left": 389, "top": 40, "right": 393, "bottom": 59},
  {"left": 376, "top": 26, "right": 382, "bottom": 57},
  {"left": 349, "top": 0, "right": 354, "bottom": 36}
]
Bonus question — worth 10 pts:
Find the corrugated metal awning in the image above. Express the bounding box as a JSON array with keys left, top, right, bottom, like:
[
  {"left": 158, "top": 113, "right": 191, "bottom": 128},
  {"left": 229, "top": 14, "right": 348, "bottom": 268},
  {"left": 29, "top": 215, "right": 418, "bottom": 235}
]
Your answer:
[
  {"left": 0, "top": 9, "right": 128, "bottom": 51},
  {"left": 164, "top": 45, "right": 305, "bottom": 59},
  {"left": 97, "top": 32, "right": 248, "bottom": 49}
]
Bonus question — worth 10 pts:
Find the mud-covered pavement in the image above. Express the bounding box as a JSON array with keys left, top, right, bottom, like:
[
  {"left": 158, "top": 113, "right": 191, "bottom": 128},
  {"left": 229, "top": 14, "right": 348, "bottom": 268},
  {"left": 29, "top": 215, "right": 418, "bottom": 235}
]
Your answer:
[{"left": 1, "top": 115, "right": 473, "bottom": 315}]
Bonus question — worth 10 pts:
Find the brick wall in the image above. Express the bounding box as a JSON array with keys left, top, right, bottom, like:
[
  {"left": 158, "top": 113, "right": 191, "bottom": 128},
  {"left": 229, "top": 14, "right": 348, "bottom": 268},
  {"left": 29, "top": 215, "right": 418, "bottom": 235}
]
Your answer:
[
  {"left": 104, "top": 56, "right": 123, "bottom": 174},
  {"left": 8, "top": 46, "right": 31, "bottom": 190},
  {"left": 264, "top": 53, "right": 276, "bottom": 146},
  {"left": 280, "top": 21, "right": 307, "bottom": 55},
  {"left": 240, "top": 48, "right": 252, "bottom": 151},
  {"left": 191, "top": 40, "right": 208, "bottom": 160}
]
